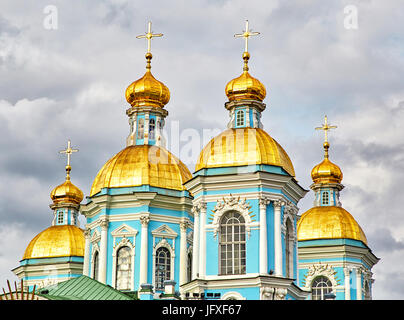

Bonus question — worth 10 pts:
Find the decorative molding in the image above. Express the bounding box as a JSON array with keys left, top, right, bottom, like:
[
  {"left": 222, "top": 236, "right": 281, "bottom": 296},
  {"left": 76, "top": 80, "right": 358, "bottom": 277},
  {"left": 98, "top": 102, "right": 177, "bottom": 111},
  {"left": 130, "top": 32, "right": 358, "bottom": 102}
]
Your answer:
[
  {"left": 111, "top": 224, "right": 138, "bottom": 248},
  {"left": 151, "top": 224, "right": 178, "bottom": 239},
  {"left": 261, "top": 286, "right": 275, "bottom": 300},
  {"left": 220, "top": 291, "right": 246, "bottom": 300},
  {"left": 274, "top": 288, "right": 288, "bottom": 300},
  {"left": 209, "top": 194, "right": 254, "bottom": 239},
  {"left": 90, "top": 229, "right": 101, "bottom": 244},
  {"left": 302, "top": 263, "right": 340, "bottom": 289}
]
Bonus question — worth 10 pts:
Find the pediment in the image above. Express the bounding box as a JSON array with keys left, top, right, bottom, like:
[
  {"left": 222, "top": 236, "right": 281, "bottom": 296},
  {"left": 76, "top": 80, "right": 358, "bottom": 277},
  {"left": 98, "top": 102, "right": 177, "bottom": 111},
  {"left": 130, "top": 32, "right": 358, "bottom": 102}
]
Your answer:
[{"left": 151, "top": 224, "right": 178, "bottom": 238}]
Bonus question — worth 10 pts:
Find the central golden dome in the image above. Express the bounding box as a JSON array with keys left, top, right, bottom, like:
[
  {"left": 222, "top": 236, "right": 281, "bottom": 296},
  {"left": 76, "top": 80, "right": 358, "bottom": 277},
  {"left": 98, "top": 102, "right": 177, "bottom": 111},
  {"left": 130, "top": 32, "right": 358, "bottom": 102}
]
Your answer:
[
  {"left": 90, "top": 145, "right": 192, "bottom": 196},
  {"left": 225, "top": 52, "right": 266, "bottom": 102},
  {"left": 195, "top": 128, "right": 295, "bottom": 176},
  {"left": 297, "top": 206, "right": 367, "bottom": 245},
  {"left": 125, "top": 53, "right": 170, "bottom": 108},
  {"left": 23, "top": 225, "right": 85, "bottom": 260}
]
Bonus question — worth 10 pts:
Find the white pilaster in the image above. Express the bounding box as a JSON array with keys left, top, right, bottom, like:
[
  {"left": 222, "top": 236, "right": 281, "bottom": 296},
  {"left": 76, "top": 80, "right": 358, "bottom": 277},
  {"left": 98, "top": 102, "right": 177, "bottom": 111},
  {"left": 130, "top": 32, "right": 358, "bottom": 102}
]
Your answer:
[
  {"left": 99, "top": 218, "right": 109, "bottom": 284},
  {"left": 198, "top": 202, "right": 207, "bottom": 279},
  {"left": 273, "top": 200, "right": 284, "bottom": 277},
  {"left": 83, "top": 228, "right": 91, "bottom": 276},
  {"left": 259, "top": 197, "right": 269, "bottom": 274},
  {"left": 179, "top": 221, "right": 188, "bottom": 286},
  {"left": 344, "top": 267, "right": 351, "bottom": 300},
  {"left": 139, "top": 214, "right": 150, "bottom": 287},
  {"left": 192, "top": 206, "right": 200, "bottom": 279},
  {"left": 356, "top": 267, "right": 362, "bottom": 300}
]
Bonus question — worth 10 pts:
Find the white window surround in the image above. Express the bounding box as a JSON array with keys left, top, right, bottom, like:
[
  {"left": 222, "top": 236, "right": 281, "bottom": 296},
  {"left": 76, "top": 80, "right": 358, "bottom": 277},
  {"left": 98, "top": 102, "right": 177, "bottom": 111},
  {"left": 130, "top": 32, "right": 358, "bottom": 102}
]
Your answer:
[
  {"left": 152, "top": 239, "right": 175, "bottom": 290},
  {"left": 111, "top": 237, "right": 136, "bottom": 291}
]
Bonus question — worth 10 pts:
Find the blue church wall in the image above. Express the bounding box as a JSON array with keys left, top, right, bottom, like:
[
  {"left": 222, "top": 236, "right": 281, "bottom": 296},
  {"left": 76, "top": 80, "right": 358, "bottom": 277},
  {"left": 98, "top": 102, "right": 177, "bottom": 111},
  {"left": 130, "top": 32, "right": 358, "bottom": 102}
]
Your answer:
[
  {"left": 204, "top": 287, "right": 260, "bottom": 300},
  {"left": 266, "top": 203, "right": 275, "bottom": 274}
]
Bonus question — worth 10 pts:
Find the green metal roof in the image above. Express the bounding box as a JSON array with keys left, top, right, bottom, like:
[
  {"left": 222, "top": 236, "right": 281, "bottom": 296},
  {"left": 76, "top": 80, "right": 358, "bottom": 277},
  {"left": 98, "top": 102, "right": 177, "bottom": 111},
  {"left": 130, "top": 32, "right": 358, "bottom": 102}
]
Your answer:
[{"left": 37, "top": 275, "right": 136, "bottom": 300}]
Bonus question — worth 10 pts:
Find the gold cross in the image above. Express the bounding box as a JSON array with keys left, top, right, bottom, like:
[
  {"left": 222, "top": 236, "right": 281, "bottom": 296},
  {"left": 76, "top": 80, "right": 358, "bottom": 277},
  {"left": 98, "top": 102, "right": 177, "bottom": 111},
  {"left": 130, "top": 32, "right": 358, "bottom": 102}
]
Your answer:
[
  {"left": 315, "top": 115, "right": 337, "bottom": 143},
  {"left": 136, "top": 21, "right": 163, "bottom": 54},
  {"left": 234, "top": 20, "right": 260, "bottom": 53},
  {"left": 59, "top": 140, "right": 78, "bottom": 167}
]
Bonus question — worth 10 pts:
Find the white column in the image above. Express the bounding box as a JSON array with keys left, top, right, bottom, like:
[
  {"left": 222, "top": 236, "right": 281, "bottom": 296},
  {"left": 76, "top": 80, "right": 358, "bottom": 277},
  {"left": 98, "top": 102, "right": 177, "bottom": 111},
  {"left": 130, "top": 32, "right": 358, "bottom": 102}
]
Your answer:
[
  {"left": 259, "top": 197, "right": 268, "bottom": 274},
  {"left": 198, "top": 202, "right": 207, "bottom": 279},
  {"left": 179, "top": 221, "right": 188, "bottom": 286},
  {"left": 99, "top": 218, "right": 109, "bottom": 284},
  {"left": 83, "top": 228, "right": 91, "bottom": 276},
  {"left": 344, "top": 267, "right": 351, "bottom": 300},
  {"left": 192, "top": 207, "right": 200, "bottom": 279},
  {"left": 139, "top": 214, "right": 150, "bottom": 287},
  {"left": 273, "top": 200, "right": 284, "bottom": 277},
  {"left": 356, "top": 267, "right": 362, "bottom": 300}
]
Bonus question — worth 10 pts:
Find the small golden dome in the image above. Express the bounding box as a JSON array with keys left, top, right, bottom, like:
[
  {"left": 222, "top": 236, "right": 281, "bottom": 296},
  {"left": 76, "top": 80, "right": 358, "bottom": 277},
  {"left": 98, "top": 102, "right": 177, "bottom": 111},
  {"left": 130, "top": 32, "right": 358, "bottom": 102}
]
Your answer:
[
  {"left": 195, "top": 128, "right": 295, "bottom": 176},
  {"left": 225, "top": 52, "right": 266, "bottom": 102},
  {"left": 90, "top": 145, "right": 192, "bottom": 196},
  {"left": 50, "top": 165, "right": 84, "bottom": 205},
  {"left": 311, "top": 142, "right": 343, "bottom": 184},
  {"left": 23, "top": 225, "right": 85, "bottom": 260},
  {"left": 125, "top": 53, "right": 170, "bottom": 108},
  {"left": 297, "top": 206, "right": 367, "bottom": 245}
]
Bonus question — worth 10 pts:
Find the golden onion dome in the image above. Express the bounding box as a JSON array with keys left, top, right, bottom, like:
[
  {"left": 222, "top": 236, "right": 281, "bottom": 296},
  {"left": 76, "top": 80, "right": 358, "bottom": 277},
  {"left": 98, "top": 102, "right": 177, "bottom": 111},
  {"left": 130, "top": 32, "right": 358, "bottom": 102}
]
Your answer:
[
  {"left": 195, "top": 128, "right": 295, "bottom": 176},
  {"left": 125, "top": 53, "right": 170, "bottom": 108},
  {"left": 297, "top": 206, "right": 367, "bottom": 245},
  {"left": 23, "top": 225, "right": 85, "bottom": 260},
  {"left": 50, "top": 165, "right": 84, "bottom": 205},
  {"left": 225, "top": 52, "right": 266, "bottom": 102},
  {"left": 90, "top": 144, "right": 192, "bottom": 196},
  {"left": 311, "top": 142, "right": 343, "bottom": 184}
]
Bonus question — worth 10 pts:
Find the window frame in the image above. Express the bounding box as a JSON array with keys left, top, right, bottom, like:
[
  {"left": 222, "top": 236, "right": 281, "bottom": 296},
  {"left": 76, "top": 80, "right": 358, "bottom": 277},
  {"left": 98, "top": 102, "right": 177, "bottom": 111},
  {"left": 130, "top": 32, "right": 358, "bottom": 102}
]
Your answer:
[{"left": 218, "top": 211, "right": 246, "bottom": 275}]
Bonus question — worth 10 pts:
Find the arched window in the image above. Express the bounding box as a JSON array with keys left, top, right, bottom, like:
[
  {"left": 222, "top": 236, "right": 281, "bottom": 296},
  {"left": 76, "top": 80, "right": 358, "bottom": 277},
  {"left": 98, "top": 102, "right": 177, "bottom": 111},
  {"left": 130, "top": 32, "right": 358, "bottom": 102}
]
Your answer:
[
  {"left": 311, "top": 276, "right": 333, "bottom": 300},
  {"left": 137, "top": 118, "right": 144, "bottom": 139},
  {"left": 155, "top": 247, "right": 171, "bottom": 290},
  {"left": 115, "top": 246, "right": 132, "bottom": 290},
  {"left": 219, "top": 211, "right": 246, "bottom": 275},
  {"left": 149, "top": 118, "right": 155, "bottom": 140},
  {"left": 93, "top": 251, "right": 99, "bottom": 281},
  {"left": 187, "top": 252, "right": 192, "bottom": 282},
  {"left": 236, "top": 110, "right": 245, "bottom": 127},
  {"left": 322, "top": 191, "right": 329, "bottom": 205},
  {"left": 285, "top": 218, "right": 294, "bottom": 278}
]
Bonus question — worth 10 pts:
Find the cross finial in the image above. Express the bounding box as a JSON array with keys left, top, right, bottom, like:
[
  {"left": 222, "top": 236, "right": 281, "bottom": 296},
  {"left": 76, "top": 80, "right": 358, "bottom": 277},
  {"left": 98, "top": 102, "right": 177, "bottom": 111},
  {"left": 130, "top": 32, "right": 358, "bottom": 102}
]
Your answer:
[
  {"left": 234, "top": 20, "right": 260, "bottom": 53},
  {"left": 59, "top": 140, "right": 78, "bottom": 167},
  {"left": 315, "top": 115, "right": 337, "bottom": 143},
  {"left": 136, "top": 21, "right": 163, "bottom": 54}
]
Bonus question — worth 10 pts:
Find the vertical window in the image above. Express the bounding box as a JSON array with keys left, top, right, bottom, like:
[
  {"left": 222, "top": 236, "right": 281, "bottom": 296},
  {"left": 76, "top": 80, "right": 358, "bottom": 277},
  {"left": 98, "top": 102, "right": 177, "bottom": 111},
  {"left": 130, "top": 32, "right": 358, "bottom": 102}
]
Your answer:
[
  {"left": 93, "top": 251, "right": 99, "bottom": 281},
  {"left": 219, "top": 211, "right": 246, "bottom": 275},
  {"left": 187, "top": 252, "right": 192, "bottom": 282},
  {"left": 57, "top": 211, "right": 64, "bottom": 224},
  {"left": 285, "top": 219, "right": 294, "bottom": 278},
  {"left": 149, "top": 118, "right": 155, "bottom": 140},
  {"left": 116, "top": 246, "right": 132, "bottom": 291},
  {"left": 322, "top": 191, "right": 329, "bottom": 205},
  {"left": 137, "top": 118, "right": 144, "bottom": 139},
  {"left": 236, "top": 110, "right": 245, "bottom": 127},
  {"left": 155, "top": 247, "right": 171, "bottom": 290},
  {"left": 311, "top": 276, "right": 333, "bottom": 300}
]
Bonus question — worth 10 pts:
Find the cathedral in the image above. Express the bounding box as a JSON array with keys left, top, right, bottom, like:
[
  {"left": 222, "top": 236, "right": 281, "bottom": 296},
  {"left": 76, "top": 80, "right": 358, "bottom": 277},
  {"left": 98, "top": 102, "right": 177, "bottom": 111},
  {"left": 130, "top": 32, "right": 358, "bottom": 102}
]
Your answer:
[{"left": 11, "top": 21, "right": 379, "bottom": 300}]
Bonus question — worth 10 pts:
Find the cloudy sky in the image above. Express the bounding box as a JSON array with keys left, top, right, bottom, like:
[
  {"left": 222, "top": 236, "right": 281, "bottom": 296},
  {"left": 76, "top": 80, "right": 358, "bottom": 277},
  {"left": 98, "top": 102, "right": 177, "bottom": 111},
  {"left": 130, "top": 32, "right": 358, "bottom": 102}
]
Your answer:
[{"left": 1, "top": 0, "right": 403, "bottom": 299}]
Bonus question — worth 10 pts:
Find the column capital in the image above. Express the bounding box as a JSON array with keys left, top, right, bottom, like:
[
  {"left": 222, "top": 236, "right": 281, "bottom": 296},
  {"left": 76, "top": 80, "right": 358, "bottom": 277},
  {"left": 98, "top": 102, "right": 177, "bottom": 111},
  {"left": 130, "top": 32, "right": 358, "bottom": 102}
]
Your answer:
[
  {"left": 140, "top": 214, "right": 150, "bottom": 226},
  {"left": 259, "top": 196, "right": 270, "bottom": 208},
  {"left": 180, "top": 221, "right": 188, "bottom": 233},
  {"left": 343, "top": 267, "right": 352, "bottom": 277},
  {"left": 273, "top": 199, "right": 286, "bottom": 209},
  {"left": 100, "top": 218, "right": 109, "bottom": 230}
]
